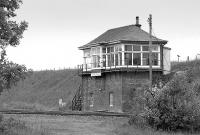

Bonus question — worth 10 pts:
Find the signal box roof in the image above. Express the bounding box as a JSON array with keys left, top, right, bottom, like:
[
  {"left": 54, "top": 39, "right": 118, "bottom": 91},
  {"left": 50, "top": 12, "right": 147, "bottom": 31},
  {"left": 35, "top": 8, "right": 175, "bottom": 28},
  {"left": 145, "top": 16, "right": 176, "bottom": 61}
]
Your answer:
[{"left": 79, "top": 24, "right": 167, "bottom": 50}]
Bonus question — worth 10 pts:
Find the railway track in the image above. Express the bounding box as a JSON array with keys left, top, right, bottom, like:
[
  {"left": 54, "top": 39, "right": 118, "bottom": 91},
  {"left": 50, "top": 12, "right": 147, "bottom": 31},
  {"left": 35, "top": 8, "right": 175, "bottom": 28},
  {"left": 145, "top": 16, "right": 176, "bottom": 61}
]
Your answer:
[{"left": 0, "top": 109, "right": 132, "bottom": 117}]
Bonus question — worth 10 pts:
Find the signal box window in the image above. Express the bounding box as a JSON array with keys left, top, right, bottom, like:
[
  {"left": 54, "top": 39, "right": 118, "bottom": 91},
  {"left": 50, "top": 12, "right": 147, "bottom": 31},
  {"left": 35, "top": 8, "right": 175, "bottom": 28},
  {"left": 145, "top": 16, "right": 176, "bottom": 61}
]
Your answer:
[
  {"left": 142, "top": 53, "right": 149, "bottom": 65},
  {"left": 133, "top": 53, "right": 141, "bottom": 65}
]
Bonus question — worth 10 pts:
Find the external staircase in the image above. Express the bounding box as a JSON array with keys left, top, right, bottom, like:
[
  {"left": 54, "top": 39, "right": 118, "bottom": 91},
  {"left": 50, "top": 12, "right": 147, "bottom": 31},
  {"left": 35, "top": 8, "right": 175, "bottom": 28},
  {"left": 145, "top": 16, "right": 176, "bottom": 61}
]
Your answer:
[{"left": 72, "top": 86, "right": 83, "bottom": 111}]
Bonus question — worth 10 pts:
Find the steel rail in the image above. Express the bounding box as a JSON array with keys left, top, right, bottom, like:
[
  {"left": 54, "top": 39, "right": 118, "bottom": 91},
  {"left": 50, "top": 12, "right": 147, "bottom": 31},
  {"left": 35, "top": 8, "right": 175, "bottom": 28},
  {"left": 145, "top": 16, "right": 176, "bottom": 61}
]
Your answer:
[{"left": 0, "top": 109, "right": 132, "bottom": 117}]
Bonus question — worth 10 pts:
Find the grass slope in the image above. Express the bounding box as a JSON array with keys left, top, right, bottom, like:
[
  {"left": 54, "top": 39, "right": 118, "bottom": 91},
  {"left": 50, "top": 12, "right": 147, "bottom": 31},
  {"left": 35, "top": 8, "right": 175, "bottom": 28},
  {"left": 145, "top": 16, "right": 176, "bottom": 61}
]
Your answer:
[
  {"left": 0, "top": 69, "right": 81, "bottom": 110},
  {"left": 172, "top": 60, "right": 200, "bottom": 82},
  {"left": 171, "top": 60, "right": 200, "bottom": 72}
]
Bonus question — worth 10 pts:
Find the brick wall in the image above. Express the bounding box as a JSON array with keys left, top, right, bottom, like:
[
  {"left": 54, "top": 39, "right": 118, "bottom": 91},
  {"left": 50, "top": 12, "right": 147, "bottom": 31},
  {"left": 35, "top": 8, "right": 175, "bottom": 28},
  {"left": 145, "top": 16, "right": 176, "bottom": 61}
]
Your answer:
[
  {"left": 82, "top": 71, "right": 162, "bottom": 113},
  {"left": 122, "top": 72, "right": 149, "bottom": 113},
  {"left": 82, "top": 72, "right": 123, "bottom": 112},
  {"left": 122, "top": 71, "right": 162, "bottom": 113}
]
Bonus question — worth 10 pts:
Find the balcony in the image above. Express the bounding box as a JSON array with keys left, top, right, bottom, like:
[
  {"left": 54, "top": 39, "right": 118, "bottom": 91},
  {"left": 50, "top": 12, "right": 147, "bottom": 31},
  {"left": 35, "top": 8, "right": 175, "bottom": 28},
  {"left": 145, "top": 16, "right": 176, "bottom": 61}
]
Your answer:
[{"left": 78, "top": 60, "right": 162, "bottom": 76}]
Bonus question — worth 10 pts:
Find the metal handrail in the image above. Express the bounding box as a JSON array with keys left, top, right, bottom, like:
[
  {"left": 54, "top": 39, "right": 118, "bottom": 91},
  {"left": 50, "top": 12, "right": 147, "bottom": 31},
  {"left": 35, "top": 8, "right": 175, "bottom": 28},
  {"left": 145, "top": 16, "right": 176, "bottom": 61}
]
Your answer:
[{"left": 78, "top": 59, "right": 162, "bottom": 74}]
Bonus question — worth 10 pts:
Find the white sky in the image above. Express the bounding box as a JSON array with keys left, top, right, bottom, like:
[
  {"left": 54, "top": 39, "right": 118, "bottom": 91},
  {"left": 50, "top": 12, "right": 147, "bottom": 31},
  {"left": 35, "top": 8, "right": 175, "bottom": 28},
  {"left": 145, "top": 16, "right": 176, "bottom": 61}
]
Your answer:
[{"left": 6, "top": 0, "right": 200, "bottom": 70}]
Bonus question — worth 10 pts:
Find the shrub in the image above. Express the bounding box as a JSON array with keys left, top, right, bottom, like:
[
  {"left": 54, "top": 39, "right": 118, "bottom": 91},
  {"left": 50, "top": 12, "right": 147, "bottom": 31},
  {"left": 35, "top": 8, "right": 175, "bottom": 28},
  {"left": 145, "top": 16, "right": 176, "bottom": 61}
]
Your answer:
[
  {"left": 144, "top": 70, "right": 200, "bottom": 132},
  {"left": 128, "top": 114, "right": 148, "bottom": 129}
]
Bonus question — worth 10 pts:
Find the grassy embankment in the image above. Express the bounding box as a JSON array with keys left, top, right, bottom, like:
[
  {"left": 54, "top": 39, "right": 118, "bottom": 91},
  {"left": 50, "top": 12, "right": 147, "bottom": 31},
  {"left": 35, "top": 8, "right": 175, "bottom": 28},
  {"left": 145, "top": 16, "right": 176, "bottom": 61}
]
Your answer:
[
  {"left": 171, "top": 60, "right": 200, "bottom": 72},
  {"left": 0, "top": 69, "right": 81, "bottom": 111}
]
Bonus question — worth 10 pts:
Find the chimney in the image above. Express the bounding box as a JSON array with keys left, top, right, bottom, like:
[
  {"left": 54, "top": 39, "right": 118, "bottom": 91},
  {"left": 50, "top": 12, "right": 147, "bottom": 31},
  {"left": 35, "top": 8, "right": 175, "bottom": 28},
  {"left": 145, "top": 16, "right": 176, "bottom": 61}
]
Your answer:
[{"left": 135, "top": 16, "right": 141, "bottom": 28}]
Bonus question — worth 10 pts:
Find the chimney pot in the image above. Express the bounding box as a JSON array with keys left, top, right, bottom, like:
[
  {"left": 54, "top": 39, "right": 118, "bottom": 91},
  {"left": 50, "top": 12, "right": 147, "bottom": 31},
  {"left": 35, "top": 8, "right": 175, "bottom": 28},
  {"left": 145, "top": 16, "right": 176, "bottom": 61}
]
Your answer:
[
  {"left": 135, "top": 16, "right": 141, "bottom": 28},
  {"left": 136, "top": 16, "right": 139, "bottom": 24}
]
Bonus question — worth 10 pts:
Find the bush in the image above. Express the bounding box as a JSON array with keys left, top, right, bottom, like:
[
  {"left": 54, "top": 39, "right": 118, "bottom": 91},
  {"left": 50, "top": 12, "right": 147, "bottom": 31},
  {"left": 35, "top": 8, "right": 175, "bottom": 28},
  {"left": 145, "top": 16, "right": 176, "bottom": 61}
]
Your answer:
[
  {"left": 128, "top": 114, "right": 148, "bottom": 129},
  {"left": 144, "top": 70, "right": 200, "bottom": 132}
]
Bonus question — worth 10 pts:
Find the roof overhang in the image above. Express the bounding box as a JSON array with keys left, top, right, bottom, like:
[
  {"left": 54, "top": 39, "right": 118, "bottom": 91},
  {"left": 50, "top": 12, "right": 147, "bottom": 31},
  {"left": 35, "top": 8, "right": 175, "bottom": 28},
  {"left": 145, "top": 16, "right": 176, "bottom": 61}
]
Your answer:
[
  {"left": 78, "top": 40, "right": 121, "bottom": 50},
  {"left": 78, "top": 40, "right": 168, "bottom": 50},
  {"left": 163, "top": 46, "right": 171, "bottom": 50},
  {"left": 120, "top": 40, "right": 168, "bottom": 45}
]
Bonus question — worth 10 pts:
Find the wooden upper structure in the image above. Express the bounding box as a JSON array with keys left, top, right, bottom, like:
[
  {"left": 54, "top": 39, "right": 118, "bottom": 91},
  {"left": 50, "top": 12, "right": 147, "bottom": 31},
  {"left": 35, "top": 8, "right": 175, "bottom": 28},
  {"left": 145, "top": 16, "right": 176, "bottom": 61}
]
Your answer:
[{"left": 78, "top": 16, "right": 171, "bottom": 75}]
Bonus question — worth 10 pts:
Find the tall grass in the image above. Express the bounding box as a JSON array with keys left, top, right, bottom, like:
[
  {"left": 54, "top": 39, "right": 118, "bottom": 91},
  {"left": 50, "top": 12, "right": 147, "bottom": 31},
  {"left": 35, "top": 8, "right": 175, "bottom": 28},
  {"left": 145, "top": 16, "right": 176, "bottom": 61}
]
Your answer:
[
  {"left": 0, "top": 115, "right": 50, "bottom": 135},
  {"left": 0, "top": 69, "right": 81, "bottom": 111},
  {"left": 171, "top": 60, "right": 200, "bottom": 72}
]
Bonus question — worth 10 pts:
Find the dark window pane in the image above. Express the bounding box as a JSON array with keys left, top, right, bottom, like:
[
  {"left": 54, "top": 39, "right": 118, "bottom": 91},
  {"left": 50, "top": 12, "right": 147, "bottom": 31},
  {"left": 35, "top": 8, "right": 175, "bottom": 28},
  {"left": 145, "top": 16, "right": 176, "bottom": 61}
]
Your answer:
[
  {"left": 125, "top": 45, "right": 132, "bottom": 51},
  {"left": 119, "top": 53, "right": 122, "bottom": 66},
  {"left": 92, "top": 56, "right": 96, "bottom": 68},
  {"left": 115, "top": 54, "right": 118, "bottom": 66},
  {"left": 107, "top": 47, "right": 110, "bottom": 53},
  {"left": 115, "top": 46, "right": 118, "bottom": 52},
  {"left": 152, "top": 53, "right": 158, "bottom": 65},
  {"left": 152, "top": 46, "right": 158, "bottom": 51},
  {"left": 102, "top": 48, "right": 106, "bottom": 53},
  {"left": 142, "top": 53, "right": 149, "bottom": 65},
  {"left": 118, "top": 46, "right": 122, "bottom": 51},
  {"left": 142, "top": 46, "right": 149, "bottom": 51},
  {"left": 133, "top": 45, "right": 140, "bottom": 51},
  {"left": 111, "top": 47, "right": 114, "bottom": 52},
  {"left": 97, "top": 56, "right": 100, "bottom": 67},
  {"left": 133, "top": 53, "right": 141, "bottom": 65},
  {"left": 125, "top": 53, "right": 132, "bottom": 65},
  {"left": 111, "top": 54, "right": 114, "bottom": 66},
  {"left": 108, "top": 55, "right": 111, "bottom": 67},
  {"left": 103, "top": 55, "right": 106, "bottom": 67},
  {"left": 92, "top": 56, "right": 95, "bottom": 68}
]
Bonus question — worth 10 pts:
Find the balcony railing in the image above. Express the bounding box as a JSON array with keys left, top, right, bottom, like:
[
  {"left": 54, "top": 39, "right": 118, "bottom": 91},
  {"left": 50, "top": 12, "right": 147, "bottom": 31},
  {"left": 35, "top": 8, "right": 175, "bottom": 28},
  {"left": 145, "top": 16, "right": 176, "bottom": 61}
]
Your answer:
[{"left": 78, "top": 60, "right": 161, "bottom": 75}]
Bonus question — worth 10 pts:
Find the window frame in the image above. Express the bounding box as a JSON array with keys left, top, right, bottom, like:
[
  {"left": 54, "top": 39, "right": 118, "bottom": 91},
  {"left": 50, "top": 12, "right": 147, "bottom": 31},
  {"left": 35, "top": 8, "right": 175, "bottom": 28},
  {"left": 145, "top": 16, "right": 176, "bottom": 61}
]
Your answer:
[
  {"left": 85, "top": 44, "right": 160, "bottom": 70},
  {"left": 123, "top": 44, "right": 160, "bottom": 67},
  {"left": 91, "top": 47, "right": 101, "bottom": 68},
  {"left": 105, "top": 45, "right": 123, "bottom": 67}
]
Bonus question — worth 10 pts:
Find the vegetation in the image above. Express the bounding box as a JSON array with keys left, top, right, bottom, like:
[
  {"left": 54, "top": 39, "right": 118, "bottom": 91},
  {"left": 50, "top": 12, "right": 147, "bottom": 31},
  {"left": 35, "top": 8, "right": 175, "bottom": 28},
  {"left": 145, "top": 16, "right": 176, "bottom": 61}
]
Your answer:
[
  {"left": 171, "top": 60, "right": 200, "bottom": 72},
  {"left": 0, "top": 0, "right": 29, "bottom": 94},
  {"left": 0, "top": 69, "right": 81, "bottom": 110},
  {"left": 114, "top": 124, "right": 199, "bottom": 135},
  {"left": 126, "top": 60, "right": 200, "bottom": 133},
  {"left": 144, "top": 71, "right": 200, "bottom": 132},
  {"left": 1, "top": 59, "right": 200, "bottom": 133},
  {"left": 0, "top": 1, "right": 46, "bottom": 135},
  {"left": 0, "top": 114, "right": 49, "bottom": 135}
]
